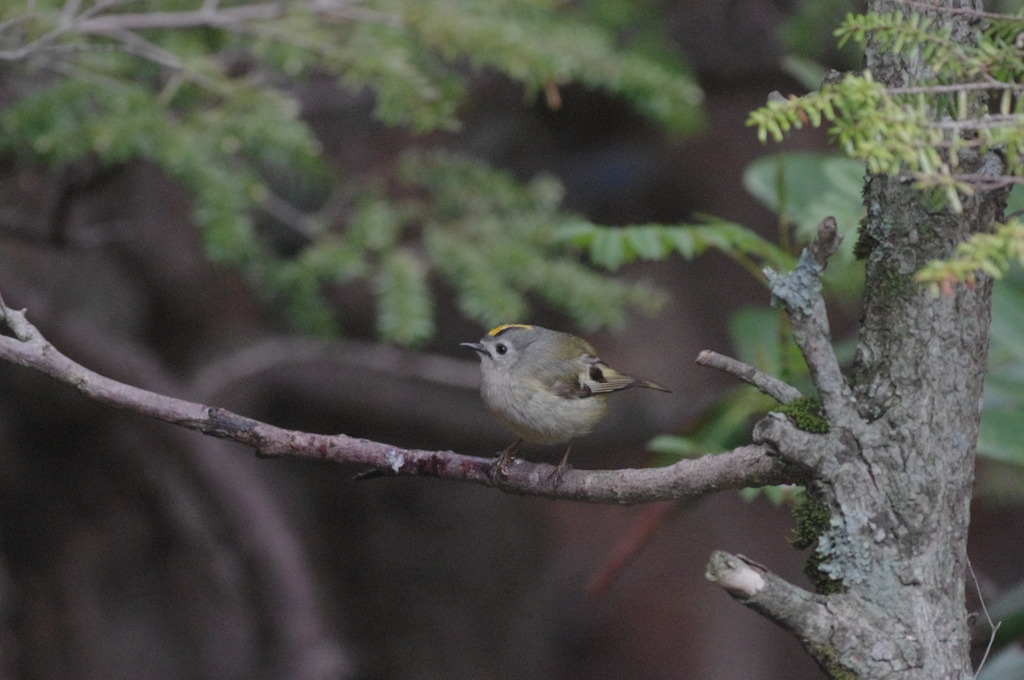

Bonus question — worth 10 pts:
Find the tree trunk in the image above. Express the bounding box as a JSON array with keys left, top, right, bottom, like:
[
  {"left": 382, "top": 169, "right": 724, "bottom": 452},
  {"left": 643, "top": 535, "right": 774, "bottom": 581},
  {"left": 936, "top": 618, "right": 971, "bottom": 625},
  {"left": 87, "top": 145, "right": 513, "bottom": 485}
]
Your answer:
[
  {"left": 844, "top": 1, "right": 999, "bottom": 676},
  {"left": 818, "top": 0, "right": 1000, "bottom": 676},
  {"left": 707, "top": 2, "right": 1007, "bottom": 678},
  {"left": 837, "top": 178, "right": 996, "bottom": 677}
]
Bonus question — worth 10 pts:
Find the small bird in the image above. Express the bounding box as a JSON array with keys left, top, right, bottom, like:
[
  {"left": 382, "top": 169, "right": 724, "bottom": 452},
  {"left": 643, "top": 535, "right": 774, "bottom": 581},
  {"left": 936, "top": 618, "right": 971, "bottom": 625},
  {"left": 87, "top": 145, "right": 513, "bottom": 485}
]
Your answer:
[{"left": 461, "top": 324, "right": 671, "bottom": 475}]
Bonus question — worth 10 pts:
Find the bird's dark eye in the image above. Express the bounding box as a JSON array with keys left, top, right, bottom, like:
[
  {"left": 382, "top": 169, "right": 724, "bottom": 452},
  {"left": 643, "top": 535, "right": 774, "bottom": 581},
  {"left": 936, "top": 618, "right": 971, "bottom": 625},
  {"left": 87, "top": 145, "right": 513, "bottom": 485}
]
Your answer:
[{"left": 495, "top": 343, "right": 508, "bottom": 355}]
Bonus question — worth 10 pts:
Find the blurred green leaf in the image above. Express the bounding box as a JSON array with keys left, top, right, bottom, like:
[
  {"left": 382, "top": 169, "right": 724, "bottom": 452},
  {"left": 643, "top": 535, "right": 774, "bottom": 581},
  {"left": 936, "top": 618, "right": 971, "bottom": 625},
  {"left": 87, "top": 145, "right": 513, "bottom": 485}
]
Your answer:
[
  {"left": 555, "top": 220, "right": 794, "bottom": 276},
  {"left": 979, "top": 267, "right": 1024, "bottom": 466},
  {"left": 729, "top": 306, "right": 808, "bottom": 382},
  {"left": 743, "top": 152, "right": 866, "bottom": 299},
  {"left": 590, "top": 228, "right": 629, "bottom": 269},
  {"left": 646, "top": 435, "right": 703, "bottom": 459},
  {"left": 375, "top": 249, "right": 434, "bottom": 345},
  {"left": 743, "top": 152, "right": 864, "bottom": 249},
  {"left": 780, "top": 54, "right": 830, "bottom": 91},
  {"left": 975, "top": 410, "right": 1024, "bottom": 464},
  {"left": 626, "top": 226, "right": 670, "bottom": 260}
]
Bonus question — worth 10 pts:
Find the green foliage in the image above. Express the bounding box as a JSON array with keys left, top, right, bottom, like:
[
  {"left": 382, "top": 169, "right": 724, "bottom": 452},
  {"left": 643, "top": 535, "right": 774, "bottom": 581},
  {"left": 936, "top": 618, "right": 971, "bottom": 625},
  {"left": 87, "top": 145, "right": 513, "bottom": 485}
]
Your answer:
[
  {"left": 399, "top": 0, "right": 704, "bottom": 134},
  {"left": 915, "top": 218, "right": 1024, "bottom": 292},
  {"left": 748, "top": 9, "right": 1024, "bottom": 214},
  {"left": 915, "top": 183, "right": 1024, "bottom": 289},
  {"left": 0, "top": 77, "right": 316, "bottom": 270},
  {"left": 557, "top": 155, "right": 865, "bottom": 323},
  {"left": 375, "top": 248, "right": 434, "bottom": 346},
  {"left": 742, "top": 154, "right": 863, "bottom": 246},
  {"left": 265, "top": 148, "right": 669, "bottom": 342},
  {"left": 409, "top": 150, "right": 668, "bottom": 334},
  {"left": 556, "top": 218, "right": 795, "bottom": 281},
  {"left": 836, "top": 11, "right": 960, "bottom": 74},
  {"left": 0, "top": 0, "right": 705, "bottom": 344}
]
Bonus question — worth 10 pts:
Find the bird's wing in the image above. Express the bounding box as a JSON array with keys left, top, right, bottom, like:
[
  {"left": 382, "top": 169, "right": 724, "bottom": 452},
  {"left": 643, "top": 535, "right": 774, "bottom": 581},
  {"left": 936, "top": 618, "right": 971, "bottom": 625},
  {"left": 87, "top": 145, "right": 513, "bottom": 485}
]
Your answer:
[{"left": 579, "top": 355, "right": 672, "bottom": 394}]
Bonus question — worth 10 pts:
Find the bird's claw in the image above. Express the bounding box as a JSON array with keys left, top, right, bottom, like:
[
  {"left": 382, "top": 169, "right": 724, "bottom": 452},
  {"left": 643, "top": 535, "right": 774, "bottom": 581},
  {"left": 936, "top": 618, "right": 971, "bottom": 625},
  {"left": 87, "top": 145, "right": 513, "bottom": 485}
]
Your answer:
[{"left": 489, "top": 439, "right": 521, "bottom": 481}]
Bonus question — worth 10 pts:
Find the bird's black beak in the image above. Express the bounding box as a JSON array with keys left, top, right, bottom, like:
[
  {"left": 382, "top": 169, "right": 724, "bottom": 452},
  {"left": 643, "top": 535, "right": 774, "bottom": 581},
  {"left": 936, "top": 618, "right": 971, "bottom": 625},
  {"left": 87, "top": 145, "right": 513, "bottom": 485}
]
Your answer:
[{"left": 460, "top": 341, "right": 489, "bottom": 358}]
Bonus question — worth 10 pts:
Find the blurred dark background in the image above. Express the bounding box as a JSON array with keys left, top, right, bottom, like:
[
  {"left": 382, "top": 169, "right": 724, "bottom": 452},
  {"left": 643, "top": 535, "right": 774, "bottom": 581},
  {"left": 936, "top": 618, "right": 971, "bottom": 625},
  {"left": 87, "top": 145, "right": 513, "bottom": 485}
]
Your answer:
[{"left": 1, "top": 1, "right": 1021, "bottom": 678}]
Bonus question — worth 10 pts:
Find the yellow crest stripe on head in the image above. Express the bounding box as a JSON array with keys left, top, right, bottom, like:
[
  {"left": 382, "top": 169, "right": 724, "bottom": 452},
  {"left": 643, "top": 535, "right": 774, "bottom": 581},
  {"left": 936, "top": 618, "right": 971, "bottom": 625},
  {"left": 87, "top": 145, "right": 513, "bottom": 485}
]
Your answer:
[{"left": 487, "top": 323, "right": 533, "bottom": 337}]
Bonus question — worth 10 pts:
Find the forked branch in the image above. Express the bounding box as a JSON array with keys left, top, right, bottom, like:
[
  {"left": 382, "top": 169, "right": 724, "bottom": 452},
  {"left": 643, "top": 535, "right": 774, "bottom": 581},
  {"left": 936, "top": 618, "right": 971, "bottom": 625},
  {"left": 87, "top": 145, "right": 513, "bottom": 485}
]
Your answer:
[{"left": 764, "top": 217, "right": 859, "bottom": 427}]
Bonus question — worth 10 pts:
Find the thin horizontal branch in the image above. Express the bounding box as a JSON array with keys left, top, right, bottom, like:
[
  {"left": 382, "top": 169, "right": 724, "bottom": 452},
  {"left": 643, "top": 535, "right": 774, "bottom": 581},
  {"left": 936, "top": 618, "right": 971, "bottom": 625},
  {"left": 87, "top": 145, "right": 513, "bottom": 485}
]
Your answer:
[
  {"left": 79, "top": 3, "right": 287, "bottom": 32},
  {"left": 940, "top": 173, "right": 1024, "bottom": 189},
  {"left": 75, "top": 0, "right": 390, "bottom": 34},
  {"left": 100, "top": 27, "right": 184, "bottom": 69},
  {"left": 0, "top": 0, "right": 398, "bottom": 62},
  {"left": 695, "top": 350, "right": 803, "bottom": 404},
  {"left": 892, "top": 0, "right": 1016, "bottom": 21},
  {"left": 0, "top": 296, "right": 804, "bottom": 505},
  {"left": 925, "top": 114, "right": 1024, "bottom": 131},
  {"left": 889, "top": 81, "right": 1024, "bottom": 96}
]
